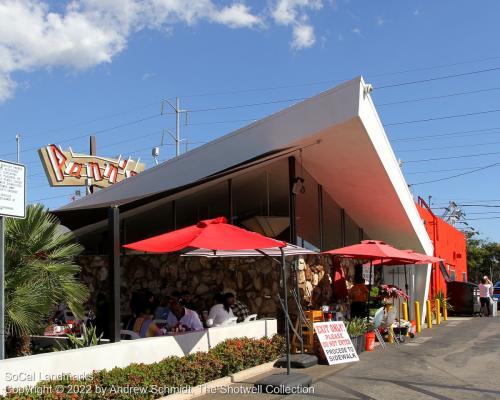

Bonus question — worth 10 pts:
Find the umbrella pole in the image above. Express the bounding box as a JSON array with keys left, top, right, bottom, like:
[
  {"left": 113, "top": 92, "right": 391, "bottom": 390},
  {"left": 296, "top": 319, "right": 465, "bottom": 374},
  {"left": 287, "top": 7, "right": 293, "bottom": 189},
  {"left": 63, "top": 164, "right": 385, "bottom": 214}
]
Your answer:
[
  {"left": 367, "top": 260, "right": 373, "bottom": 323},
  {"left": 404, "top": 265, "right": 409, "bottom": 319},
  {"left": 281, "top": 247, "right": 291, "bottom": 375},
  {"left": 293, "top": 260, "right": 304, "bottom": 355}
]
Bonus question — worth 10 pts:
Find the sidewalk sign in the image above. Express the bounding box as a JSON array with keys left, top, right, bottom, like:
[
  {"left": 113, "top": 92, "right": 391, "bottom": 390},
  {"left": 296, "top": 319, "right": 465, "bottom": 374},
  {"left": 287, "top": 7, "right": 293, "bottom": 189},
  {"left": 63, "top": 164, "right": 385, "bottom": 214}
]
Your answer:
[
  {"left": 0, "top": 159, "right": 26, "bottom": 360},
  {"left": 313, "top": 321, "right": 359, "bottom": 365}
]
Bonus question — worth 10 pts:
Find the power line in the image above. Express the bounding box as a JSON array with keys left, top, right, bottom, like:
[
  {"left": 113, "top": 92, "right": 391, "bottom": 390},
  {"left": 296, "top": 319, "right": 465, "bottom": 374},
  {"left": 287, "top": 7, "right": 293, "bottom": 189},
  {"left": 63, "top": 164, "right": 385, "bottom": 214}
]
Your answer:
[
  {"left": 409, "top": 162, "right": 500, "bottom": 185},
  {"left": 377, "top": 65, "right": 500, "bottom": 90},
  {"left": 177, "top": 55, "right": 500, "bottom": 98},
  {"left": 391, "top": 126, "right": 500, "bottom": 142},
  {"left": 396, "top": 139, "right": 500, "bottom": 153},
  {"left": 463, "top": 216, "right": 500, "bottom": 221},
  {"left": 0, "top": 113, "right": 163, "bottom": 159},
  {"left": 385, "top": 108, "right": 500, "bottom": 127},
  {"left": 377, "top": 86, "right": 500, "bottom": 107},
  {"left": 404, "top": 166, "right": 485, "bottom": 175},
  {"left": 404, "top": 150, "right": 500, "bottom": 163}
]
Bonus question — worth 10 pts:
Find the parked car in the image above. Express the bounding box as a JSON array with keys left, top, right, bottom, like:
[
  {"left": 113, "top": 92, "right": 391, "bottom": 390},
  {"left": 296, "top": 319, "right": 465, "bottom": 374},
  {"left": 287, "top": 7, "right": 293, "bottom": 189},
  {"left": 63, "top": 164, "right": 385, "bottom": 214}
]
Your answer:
[{"left": 493, "top": 282, "right": 500, "bottom": 304}]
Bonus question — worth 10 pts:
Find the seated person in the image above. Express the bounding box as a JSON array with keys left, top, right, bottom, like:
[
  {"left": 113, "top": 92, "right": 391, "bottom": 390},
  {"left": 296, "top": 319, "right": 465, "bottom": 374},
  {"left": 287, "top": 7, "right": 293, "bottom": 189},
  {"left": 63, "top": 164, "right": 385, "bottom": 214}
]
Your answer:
[
  {"left": 206, "top": 292, "right": 235, "bottom": 327},
  {"left": 227, "top": 292, "right": 250, "bottom": 322},
  {"left": 166, "top": 294, "right": 204, "bottom": 331},
  {"left": 154, "top": 293, "right": 170, "bottom": 320},
  {"left": 126, "top": 291, "right": 163, "bottom": 338},
  {"left": 349, "top": 268, "right": 368, "bottom": 319}
]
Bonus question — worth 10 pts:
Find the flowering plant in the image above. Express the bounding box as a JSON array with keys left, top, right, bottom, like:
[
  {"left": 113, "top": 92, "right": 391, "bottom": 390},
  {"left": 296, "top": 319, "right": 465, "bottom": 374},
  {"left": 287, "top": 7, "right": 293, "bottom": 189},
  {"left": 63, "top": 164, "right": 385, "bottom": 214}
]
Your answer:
[{"left": 379, "top": 284, "right": 409, "bottom": 301}]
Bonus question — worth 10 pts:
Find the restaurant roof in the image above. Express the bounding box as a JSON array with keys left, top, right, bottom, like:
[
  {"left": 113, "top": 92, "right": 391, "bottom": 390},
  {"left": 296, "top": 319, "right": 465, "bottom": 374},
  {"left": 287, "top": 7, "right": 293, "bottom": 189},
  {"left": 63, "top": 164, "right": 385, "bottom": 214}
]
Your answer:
[{"left": 54, "top": 76, "right": 433, "bottom": 254}]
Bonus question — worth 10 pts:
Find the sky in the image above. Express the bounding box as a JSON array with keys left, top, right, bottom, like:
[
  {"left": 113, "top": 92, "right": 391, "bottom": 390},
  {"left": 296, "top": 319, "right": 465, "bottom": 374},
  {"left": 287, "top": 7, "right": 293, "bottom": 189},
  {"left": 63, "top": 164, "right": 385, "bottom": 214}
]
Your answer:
[{"left": 1, "top": 0, "right": 500, "bottom": 241}]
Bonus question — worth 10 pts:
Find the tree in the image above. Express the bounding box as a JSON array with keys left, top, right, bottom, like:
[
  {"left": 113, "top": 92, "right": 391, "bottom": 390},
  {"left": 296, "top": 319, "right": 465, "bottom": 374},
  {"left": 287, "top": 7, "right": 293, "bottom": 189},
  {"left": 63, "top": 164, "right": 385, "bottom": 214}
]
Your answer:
[
  {"left": 466, "top": 231, "right": 500, "bottom": 284},
  {"left": 5, "top": 204, "right": 89, "bottom": 356}
]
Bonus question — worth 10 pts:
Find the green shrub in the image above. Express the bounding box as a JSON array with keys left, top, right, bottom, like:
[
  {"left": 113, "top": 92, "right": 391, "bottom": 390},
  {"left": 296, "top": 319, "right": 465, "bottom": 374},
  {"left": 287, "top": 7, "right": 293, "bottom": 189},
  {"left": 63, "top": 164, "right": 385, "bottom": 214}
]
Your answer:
[
  {"left": 2, "top": 335, "right": 285, "bottom": 400},
  {"left": 345, "top": 318, "right": 369, "bottom": 337}
]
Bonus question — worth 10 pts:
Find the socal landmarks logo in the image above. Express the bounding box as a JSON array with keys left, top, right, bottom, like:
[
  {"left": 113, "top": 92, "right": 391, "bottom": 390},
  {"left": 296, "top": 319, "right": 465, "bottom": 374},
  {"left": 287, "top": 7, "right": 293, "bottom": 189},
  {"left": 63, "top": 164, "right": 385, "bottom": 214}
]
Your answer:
[{"left": 38, "top": 144, "right": 144, "bottom": 188}]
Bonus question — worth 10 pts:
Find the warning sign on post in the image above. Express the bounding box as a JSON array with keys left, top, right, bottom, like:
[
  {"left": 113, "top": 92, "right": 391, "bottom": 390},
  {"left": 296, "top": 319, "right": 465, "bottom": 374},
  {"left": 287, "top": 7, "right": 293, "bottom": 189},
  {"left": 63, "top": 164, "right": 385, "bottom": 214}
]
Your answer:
[
  {"left": 0, "top": 160, "right": 26, "bottom": 219},
  {"left": 314, "top": 321, "right": 359, "bottom": 365}
]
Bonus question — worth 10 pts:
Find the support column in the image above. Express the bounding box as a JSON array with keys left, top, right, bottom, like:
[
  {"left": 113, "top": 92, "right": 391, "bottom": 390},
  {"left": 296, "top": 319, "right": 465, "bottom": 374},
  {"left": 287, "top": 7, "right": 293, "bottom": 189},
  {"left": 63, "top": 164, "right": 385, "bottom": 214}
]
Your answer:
[
  {"left": 288, "top": 157, "right": 297, "bottom": 245},
  {"left": 228, "top": 179, "right": 234, "bottom": 224},
  {"left": 318, "top": 184, "right": 324, "bottom": 251},
  {"left": 340, "top": 208, "right": 346, "bottom": 247},
  {"left": 108, "top": 206, "right": 121, "bottom": 343}
]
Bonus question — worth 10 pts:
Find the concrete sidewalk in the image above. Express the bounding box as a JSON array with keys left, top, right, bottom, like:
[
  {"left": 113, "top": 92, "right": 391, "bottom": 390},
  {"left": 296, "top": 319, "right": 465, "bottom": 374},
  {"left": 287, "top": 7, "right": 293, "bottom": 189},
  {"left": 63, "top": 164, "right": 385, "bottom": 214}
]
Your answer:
[{"left": 197, "top": 316, "right": 500, "bottom": 400}]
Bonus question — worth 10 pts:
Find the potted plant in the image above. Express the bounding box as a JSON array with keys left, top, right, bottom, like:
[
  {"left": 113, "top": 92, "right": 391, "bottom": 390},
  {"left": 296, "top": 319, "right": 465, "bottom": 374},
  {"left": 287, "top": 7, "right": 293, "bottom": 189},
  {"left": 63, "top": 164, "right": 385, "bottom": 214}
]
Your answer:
[{"left": 345, "top": 318, "right": 369, "bottom": 354}]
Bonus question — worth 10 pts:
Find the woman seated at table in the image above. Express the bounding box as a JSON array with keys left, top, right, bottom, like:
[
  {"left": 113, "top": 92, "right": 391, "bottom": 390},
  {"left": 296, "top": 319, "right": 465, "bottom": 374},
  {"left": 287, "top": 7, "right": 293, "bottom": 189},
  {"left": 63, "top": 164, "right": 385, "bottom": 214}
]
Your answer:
[
  {"left": 126, "top": 290, "right": 164, "bottom": 338},
  {"left": 166, "top": 294, "right": 204, "bottom": 331},
  {"left": 206, "top": 292, "right": 235, "bottom": 327}
]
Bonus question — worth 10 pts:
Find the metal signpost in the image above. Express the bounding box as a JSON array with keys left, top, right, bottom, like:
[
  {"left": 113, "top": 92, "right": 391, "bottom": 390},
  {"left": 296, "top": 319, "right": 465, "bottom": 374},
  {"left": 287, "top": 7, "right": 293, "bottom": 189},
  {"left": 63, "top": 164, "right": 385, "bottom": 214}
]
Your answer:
[{"left": 0, "top": 159, "right": 26, "bottom": 359}]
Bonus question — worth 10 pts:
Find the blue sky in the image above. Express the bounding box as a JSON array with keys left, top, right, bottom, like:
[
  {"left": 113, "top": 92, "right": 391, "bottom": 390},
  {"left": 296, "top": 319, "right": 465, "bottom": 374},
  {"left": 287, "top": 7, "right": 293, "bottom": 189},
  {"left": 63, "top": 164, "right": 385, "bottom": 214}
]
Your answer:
[{"left": 1, "top": 0, "right": 500, "bottom": 240}]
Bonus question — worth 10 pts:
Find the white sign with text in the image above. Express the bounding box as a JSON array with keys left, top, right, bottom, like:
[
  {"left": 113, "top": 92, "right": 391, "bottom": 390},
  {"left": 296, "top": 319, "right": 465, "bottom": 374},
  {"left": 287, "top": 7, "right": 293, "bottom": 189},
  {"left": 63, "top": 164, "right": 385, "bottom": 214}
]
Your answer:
[
  {"left": 0, "top": 160, "right": 26, "bottom": 218},
  {"left": 313, "top": 321, "right": 359, "bottom": 365}
]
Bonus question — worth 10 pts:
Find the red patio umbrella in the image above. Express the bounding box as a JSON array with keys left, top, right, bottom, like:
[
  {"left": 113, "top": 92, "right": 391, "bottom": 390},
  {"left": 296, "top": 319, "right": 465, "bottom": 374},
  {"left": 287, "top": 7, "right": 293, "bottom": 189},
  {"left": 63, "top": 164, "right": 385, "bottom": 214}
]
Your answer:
[
  {"left": 323, "top": 240, "right": 422, "bottom": 263},
  {"left": 123, "top": 216, "right": 311, "bottom": 382},
  {"left": 123, "top": 216, "right": 285, "bottom": 252},
  {"left": 323, "top": 240, "right": 424, "bottom": 322}
]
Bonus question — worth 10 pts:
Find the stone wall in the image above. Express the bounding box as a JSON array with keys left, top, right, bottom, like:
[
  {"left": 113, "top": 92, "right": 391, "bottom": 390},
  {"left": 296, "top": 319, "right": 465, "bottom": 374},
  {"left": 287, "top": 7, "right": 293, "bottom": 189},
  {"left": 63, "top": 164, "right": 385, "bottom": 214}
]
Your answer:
[{"left": 77, "top": 254, "right": 335, "bottom": 320}]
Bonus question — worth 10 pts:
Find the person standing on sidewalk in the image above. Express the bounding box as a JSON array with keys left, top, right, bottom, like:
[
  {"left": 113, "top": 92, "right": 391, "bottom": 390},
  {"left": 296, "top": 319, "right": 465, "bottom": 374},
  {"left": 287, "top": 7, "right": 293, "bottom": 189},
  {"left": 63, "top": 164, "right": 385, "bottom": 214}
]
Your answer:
[{"left": 479, "top": 276, "right": 493, "bottom": 317}]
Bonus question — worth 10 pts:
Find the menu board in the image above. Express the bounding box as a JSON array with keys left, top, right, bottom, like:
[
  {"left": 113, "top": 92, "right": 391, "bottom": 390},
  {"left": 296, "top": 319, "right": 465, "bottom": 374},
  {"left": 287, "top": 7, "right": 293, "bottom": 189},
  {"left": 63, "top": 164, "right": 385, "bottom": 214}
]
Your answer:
[
  {"left": 0, "top": 160, "right": 26, "bottom": 218},
  {"left": 314, "top": 321, "right": 359, "bottom": 365}
]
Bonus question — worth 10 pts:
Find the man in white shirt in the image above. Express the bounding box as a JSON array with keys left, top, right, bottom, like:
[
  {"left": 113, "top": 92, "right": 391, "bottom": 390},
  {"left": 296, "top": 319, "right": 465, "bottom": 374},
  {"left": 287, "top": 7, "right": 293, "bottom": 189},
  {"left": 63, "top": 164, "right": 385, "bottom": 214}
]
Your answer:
[
  {"left": 479, "top": 276, "right": 493, "bottom": 317},
  {"left": 166, "top": 296, "right": 203, "bottom": 331}
]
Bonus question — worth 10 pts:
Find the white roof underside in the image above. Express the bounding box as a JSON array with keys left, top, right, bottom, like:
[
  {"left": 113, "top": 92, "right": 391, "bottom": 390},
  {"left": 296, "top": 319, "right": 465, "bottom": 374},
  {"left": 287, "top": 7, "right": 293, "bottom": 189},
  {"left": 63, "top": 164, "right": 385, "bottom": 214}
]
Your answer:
[{"left": 58, "top": 77, "right": 433, "bottom": 254}]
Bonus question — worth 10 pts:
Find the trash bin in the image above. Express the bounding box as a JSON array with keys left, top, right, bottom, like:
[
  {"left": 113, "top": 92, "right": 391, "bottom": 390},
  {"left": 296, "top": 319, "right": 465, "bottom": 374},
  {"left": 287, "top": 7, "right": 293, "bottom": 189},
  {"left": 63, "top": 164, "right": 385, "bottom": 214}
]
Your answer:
[
  {"left": 491, "top": 300, "right": 498, "bottom": 317},
  {"left": 447, "top": 281, "right": 480, "bottom": 315}
]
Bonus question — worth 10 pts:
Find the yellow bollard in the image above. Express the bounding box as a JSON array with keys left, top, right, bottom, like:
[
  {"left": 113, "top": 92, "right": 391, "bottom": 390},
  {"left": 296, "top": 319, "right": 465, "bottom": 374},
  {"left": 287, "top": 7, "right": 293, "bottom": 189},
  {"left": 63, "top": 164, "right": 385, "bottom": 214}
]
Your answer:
[
  {"left": 426, "top": 300, "right": 432, "bottom": 329},
  {"left": 414, "top": 301, "right": 421, "bottom": 333},
  {"left": 443, "top": 303, "right": 448, "bottom": 321},
  {"left": 402, "top": 302, "right": 409, "bottom": 321},
  {"left": 435, "top": 299, "right": 441, "bottom": 325}
]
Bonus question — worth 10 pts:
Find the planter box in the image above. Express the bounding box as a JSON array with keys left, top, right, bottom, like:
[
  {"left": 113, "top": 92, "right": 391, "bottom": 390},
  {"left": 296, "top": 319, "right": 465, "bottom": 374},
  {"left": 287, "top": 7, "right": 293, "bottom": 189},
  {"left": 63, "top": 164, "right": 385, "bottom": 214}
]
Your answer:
[{"left": 350, "top": 335, "right": 365, "bottom": 355}]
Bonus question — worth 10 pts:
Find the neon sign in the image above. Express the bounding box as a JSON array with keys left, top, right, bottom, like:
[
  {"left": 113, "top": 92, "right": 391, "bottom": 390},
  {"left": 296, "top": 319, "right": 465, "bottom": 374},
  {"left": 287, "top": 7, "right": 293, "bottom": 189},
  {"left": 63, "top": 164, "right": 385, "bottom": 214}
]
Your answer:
[{"left": 38, "top": 144, "right": 144, "bottom": 188}]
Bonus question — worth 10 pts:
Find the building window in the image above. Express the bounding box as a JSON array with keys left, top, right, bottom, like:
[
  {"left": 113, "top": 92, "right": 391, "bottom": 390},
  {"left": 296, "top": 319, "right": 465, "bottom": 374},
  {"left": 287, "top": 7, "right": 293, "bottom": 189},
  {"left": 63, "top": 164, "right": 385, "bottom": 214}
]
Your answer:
[
  {"left": 450, "top": 269, "right": 456, "bottom": 281},
  {"left": 295, "top": 164, "right": 321, "bottom": 250},
  {"left": 232, "top": 158, "right": 290, "bottom": 240},
  {"left": 462, "top": 272, "right": 467, "bottom": 282}
]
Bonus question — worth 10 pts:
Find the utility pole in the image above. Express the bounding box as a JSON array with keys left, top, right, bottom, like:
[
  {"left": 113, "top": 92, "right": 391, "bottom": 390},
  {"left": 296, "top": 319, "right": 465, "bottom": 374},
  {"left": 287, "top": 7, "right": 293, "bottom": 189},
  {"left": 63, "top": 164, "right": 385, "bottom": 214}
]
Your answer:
[
  {"left": 15, "top": 134, "right": 21, "bottom": 163},
  {"left": 163, "top": 97, "right": 187, "bottom": 157}
]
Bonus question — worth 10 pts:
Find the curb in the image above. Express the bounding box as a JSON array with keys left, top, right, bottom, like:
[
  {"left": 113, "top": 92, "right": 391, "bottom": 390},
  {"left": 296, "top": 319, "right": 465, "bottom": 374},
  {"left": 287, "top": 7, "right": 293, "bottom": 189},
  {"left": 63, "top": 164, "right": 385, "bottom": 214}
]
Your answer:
[
  {"left": 158, "top": 376, "right": 232, "bottom": 400},
  {"left": 230, "top": 360, "right": 277, "bottom": 382},
  {"left": 158, "top": 360, "right": 277, "bottom": 399}
]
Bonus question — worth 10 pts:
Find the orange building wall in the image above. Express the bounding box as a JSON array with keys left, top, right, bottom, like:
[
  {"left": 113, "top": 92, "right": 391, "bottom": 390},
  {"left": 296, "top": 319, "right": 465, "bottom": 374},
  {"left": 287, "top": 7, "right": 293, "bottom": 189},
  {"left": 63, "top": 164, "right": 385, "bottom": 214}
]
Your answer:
[{"left": 416, "top": 203, "right": 467, "bottom": 298}]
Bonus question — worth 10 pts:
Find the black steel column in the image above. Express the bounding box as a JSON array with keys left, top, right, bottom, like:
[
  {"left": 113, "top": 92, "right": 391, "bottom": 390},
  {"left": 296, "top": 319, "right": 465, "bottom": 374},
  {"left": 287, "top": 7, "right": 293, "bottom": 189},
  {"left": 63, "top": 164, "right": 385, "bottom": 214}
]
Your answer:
[
  {"left": 359, "top": 227, "right": 364, "bottom": 242},
  {"left": 228, "top": 179, "right": 234, "bottom": 224},
  {"left": 108, "top": 206, "right": 121, "bottom": 343},
  {"left": 172, "top": 200, "right": 177, "bottom": 229},
  {"left": 318, "top": 184, "right": 324, "bottom": 251},
  {"left": 340, "top": 208, "right": 346, "bottom": 246},
  {"left": 288, "top": 156, "right": 297, "bottom": 245}
]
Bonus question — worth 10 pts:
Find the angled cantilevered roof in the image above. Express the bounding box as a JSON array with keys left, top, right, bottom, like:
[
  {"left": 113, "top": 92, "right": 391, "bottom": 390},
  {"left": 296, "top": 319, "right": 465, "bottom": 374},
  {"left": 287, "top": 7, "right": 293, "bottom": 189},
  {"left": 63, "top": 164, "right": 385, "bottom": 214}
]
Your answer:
[{"left": 56, "top": 76, "right": 433, "bottom": 254}]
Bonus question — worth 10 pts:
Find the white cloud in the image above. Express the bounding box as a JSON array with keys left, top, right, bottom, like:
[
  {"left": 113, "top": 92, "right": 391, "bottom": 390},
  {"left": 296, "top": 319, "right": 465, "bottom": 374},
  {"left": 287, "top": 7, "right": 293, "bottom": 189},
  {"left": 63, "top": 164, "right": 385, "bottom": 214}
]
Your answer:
[
  {"left": 212, "top": 3, "right": 263, "bottom": 28},
  {"left": 376, "top": 16, "right": 385, "bottom": 27},
  {"left": 0, "top": 0, "right": 319, "bottom": 101},
  {"left": 292, "top": 23, "right": 315, "bottom": 49},
  {"left": 352, "top": 27, "right": 362, "bottom": 36},
  {"left": 270, "top": 0, "right": 322, "bottom": 49}
]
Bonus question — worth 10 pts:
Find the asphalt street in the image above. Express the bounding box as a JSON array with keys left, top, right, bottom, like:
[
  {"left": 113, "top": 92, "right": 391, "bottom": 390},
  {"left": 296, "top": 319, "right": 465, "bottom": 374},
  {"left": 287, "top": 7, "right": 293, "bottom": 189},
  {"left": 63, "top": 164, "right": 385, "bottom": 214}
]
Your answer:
[{"left": 198, "top": 316, "right": 500, "bottom": 400}]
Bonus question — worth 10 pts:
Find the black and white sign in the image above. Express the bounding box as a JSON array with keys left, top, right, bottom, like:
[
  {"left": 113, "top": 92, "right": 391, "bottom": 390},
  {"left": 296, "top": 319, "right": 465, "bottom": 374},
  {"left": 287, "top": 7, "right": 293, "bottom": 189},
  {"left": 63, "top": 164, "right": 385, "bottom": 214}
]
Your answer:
[
  {"left": 314, "top": 321, "right": 359, "bottom": 365},
  {"left": 0, "top": 160, "right": 26, "bottom": 219}
]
